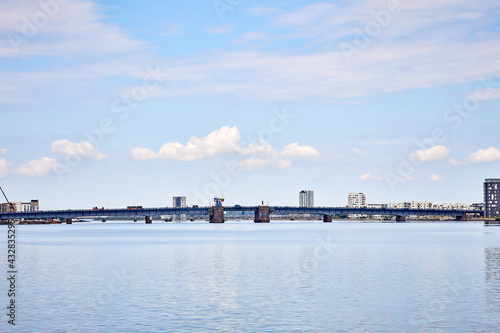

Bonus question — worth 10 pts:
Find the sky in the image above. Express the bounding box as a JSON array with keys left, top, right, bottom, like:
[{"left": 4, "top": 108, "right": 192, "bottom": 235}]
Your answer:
[{"left": 1, "top": 0, "right": 500, "bottom": 210}]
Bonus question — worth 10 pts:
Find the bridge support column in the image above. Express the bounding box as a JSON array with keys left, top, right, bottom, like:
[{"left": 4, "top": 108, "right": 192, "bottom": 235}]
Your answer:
[
  {"left": 396, "top": 215, "right": 406, "bottom": 222},
  {"left": 323, "top": 215, "right": 333, "bottom": 223},
  {"left": 209, "top": 207, "right": 225, "bottom": 223},
  {"left": 145, "top": 216, "right": 152, "bottom": 224},
  {"left": 66, "top": 218, "right": 72, "bottom": 224},
  {"left": 255, "top": 206, "right": 271, "bottom": 223}
]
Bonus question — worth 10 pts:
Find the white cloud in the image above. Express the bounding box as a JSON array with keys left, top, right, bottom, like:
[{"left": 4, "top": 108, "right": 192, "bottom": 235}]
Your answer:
[
  {"left": 0, "top": 148, "right": 8, "bottom": 155},
  {"left": 1, "top": 156, "right": 61, "bottom": 178},
  {"left": 3, "top": 0, "right": 500, "bottom": 105},
  {"left": 238, "top": 158, "right": 291, "bottom": 171},
  {"left": 430, "top": 174, "right": 445, "bottom": 182},
  {"left": 136, "top": 1, "right": 500, "bottom": 101},
  {"left": 240, "top": 140, "right": 278, "bottom": 157},
  {"left": 282, "top": 142, "right": 319, "bottom": 158},
  {"left": 130, "top": 127, "right": 319, "bottom": 163},
  {"left": 359, "top": 172, "right": 383, "bottom": 181},
  {"left": 448, "top": 157, "right": 463, "bottom": 166},
  {"left": 359, "top": 172, "right": 371, "bottom": 180},
  {"left": 468, "top": 147, "right": 500, "bottom": 163},
  {"left": 0, "top": 158, "right": 13, "bottom": 178},
  {"left": 470, "top": 87, "right": 500, "bottom": 100},
  {"left": 410, "top": 145, "right": 450, "bottom": 162},
  {"left": 205, "top": 24, "right": 233, "bottom": 34},
  {"left": 353, "top": 148, "right": 368, "bottom": 156},
  {"left": 18, "top": 157, "right": 60, "bottom": 177},
  {"left": 405, "top": 174, "right": 418, "bottom": 182},
  {"left": 0, "top": 0, "right": 145, "bottom": 58},
  {"left": 159, "top": 126, "right": 241, "bottom": 161},
  {"left": 51, "top": 140, "right": 107, "bottom": 161},
  {"left": 130, "top": 126, "right": 241, "bottom": 161},
  {"left": 129, "top": 147, "right": 159, "bottom": 161}
]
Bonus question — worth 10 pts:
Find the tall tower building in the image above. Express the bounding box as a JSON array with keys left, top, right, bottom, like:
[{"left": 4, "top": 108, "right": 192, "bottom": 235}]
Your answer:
[
  {"left": 172, "top": 196, "right": 187, "bottom": 221},
  {"left": 172, "top": 196, "right": 187, "bottom": 208},
  {"left": 484, "top": 179, "right": 500, "bottom": 217},
  {"left": 299, "top": 190, "right": 314, "bottom": 208}
]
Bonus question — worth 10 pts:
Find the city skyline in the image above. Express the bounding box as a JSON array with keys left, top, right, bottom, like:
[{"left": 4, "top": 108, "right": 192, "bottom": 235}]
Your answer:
[{"left": 1, "top": 0, "right": 500, "bottom": 209}]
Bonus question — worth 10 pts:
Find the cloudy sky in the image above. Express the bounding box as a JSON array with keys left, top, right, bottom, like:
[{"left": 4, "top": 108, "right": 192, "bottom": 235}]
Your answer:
[{"left": 1, "top": 0, "right": 500, "bottom": 209}]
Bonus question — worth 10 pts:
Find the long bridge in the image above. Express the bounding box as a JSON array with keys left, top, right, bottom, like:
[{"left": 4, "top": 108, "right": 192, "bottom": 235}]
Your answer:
[{"left": 0, "top": 205, "right": 484, "bottom": 223}]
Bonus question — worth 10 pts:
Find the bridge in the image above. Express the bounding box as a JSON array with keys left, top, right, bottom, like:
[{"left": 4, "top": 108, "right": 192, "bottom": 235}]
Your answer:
[{"left": 0, "top": 206, "right": 484, "bottom": 223}]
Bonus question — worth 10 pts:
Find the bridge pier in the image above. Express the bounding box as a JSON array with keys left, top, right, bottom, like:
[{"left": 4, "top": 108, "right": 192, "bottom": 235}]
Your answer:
[
  {"left": 323, "top": 215, "right": 333, "bottom": 223},
  {"left": 209, "top": 207, "right": 224, "bottom": 223},
  {"left": 395, "top": 215, "right": 406, "bottom": 222},
  {"left": 255, "top": 206, "right": 271, "bottom": 223},
  {"left": 145, "top": 216, "right": 152, "bottom": 224},
  {"left": 66, "top": 218, "right": 72, "bottom": 224}
]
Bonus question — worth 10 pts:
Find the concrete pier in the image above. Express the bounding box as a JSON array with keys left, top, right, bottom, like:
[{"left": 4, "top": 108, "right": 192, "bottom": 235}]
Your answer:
[
  {"left": 209, "top": 207, "right": 224, "bottom": 223},
  {"left": 145, "top": 216, "right": 152, "bottom": 224},
  {"left": 396, "top": 215, "right": 406, "bottom": 222},
  {"left": 66, "top": 218, "right": 72, "bottom": 224},
  {"left": 255, "top": 206, "right": 271, "bottom": 223},
  {"left": 323, "top": 215, "right": 333, "bottom": 223}
]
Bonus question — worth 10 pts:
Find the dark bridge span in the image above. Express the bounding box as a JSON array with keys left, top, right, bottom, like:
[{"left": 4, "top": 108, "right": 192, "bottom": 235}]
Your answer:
[{"left": 0, "top": 206, "right": 484, "bottom": 223}]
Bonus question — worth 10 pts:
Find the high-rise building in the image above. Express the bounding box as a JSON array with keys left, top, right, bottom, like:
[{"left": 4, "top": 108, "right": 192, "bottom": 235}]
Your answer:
[
  {"left": 171, "top": 196, "right": 187, "bottom": 221},
  {"left": 172, "top": 196, "right": 187, "bottom": 208},
  {"left": 299, "top": 190, "right": 314, "bottom": 208},
  {"left": 348, "top": 193, "right": 366, "bottom": 208},
  {"left": 484, "top": 179, "right": 500, "bottom": 217}
]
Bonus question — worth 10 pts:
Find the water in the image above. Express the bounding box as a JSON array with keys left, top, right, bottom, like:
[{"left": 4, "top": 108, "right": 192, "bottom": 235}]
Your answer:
[{"left": 1, "top": 221, "right": 500, "bottom": 332}]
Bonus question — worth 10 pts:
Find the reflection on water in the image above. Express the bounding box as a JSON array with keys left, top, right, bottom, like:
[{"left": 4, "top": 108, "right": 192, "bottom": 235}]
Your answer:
[
  {"left": 485, "top": 247, "right": 500, "bottom": 325},
  {"left": 485, "top": 248, "right": 500, "bottom": 282},
  {"left": 1, "top": 222, "right": 500, "bottom": 332}
]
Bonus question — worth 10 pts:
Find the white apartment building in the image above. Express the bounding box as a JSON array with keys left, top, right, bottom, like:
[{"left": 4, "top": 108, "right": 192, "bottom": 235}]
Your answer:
[
  {"left": 404, "top": 201, "right": 432, "bottom": 210},
  {"left": 172, "top": 196, "right": 187, "bottom": 208},
  {"left": 172, "top": 196, "right": 187, "bottom": 221},
  {"left": 348, "top": 193, "right": 366, "bottom": 207},
  {"left": 433, "top": 203, "right": 473, "bottom": 211},
  {"left": 348, "top": 193, "right": 367, "bottom": 219},
  {"left": 299, "top": 190, "right": 314, "bottom": 208},
  {"left": 12, "top": 200, "right": 39, "bottom": 212}
]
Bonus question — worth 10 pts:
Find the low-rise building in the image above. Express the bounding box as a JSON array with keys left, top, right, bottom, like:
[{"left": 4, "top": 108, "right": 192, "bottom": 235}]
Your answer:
[{"left": 11, "top": 200, "right": 39, "bottom": 212}]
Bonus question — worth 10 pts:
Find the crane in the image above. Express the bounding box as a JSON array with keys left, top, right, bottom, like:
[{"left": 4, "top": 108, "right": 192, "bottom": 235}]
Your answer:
[{"left": 0, "top": 186, "right": 15, "bottom": 212}]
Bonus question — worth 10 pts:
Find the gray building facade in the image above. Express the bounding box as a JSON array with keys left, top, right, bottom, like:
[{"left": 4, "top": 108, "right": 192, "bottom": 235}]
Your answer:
[
  {"left": 172, "top": 196, "right": 187, "bottom": 208},
  {"left": 299, "top": 190, "right": 314, "bottom": 208},
  {"left": 484, "top": 179, "right": 500, "bottom": 217}
]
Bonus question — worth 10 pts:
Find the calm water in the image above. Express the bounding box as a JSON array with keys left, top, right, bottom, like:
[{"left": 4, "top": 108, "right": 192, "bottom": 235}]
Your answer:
[{"left": 1, "top": 221, "right": 500, "bottom": 332}]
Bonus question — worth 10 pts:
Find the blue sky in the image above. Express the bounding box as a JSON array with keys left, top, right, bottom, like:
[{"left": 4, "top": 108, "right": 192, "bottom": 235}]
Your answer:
[{"left": 1, "top": 0, "right": 500, "bottom": 209}]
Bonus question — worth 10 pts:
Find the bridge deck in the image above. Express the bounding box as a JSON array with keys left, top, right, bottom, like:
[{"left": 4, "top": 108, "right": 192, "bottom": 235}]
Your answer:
[{"left": 0, "top": 206, "right": 484, "bottom": 220}]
